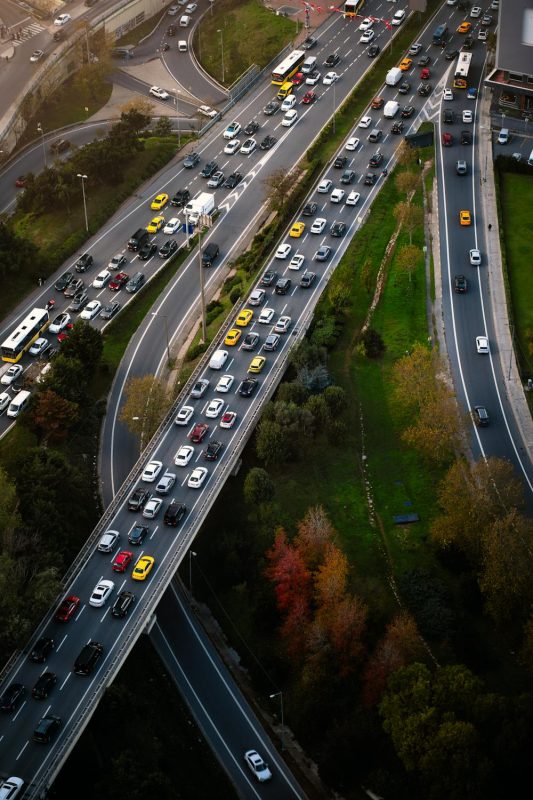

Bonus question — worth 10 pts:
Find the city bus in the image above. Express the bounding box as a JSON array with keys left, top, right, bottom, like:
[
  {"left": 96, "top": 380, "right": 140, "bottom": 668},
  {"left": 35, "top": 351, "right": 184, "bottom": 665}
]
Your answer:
[
  {"left": 343, "top": 0, "right": 365, "bottom": 17},
  {"left": 271, "top": 50, "right": 305, "bottom": 85},
  {"left": 1, "top": 308, "right": 50, "bottom": 363},
  {"left": 454, "top": 51, "right": 473, "bottom": 79},
  {"left": 432, "top": 23, "right": 448, "bottom": 45}
]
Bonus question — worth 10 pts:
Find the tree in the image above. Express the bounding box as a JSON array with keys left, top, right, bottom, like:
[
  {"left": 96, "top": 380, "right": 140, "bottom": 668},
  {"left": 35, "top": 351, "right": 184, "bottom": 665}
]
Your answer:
[
  {"left": 263, "top": 167, "right": 301, "bottom": 212},
  {"left": 294, "top": 505, "right": 335, "bottom": 570},
  {"left": 395, "top": 170, "right": 420, "bottom": 200},
  {"left": 276, "top": 381, "right": 309, "bottom": 406},
  {"left": 256, "top": 419, "right": 290, "bottom": 465},
  {"left": 30, "top": 389, "right": 79, "bottom": 444},
  {"left": 324, "top": 594, "right": 367, "bottom": 674},
  {"left": 392, "top": 343, "right": 437, "bottom": 416},
  {"left": 119, "top": 99, "right": 154, "bottom": 129},
  {"left": 395, "top": 243, "right": 423, "bottom": 284},
  {"left": 243, "top": 467, "right": 275, "bottom": 507},
  {"left": 519, "top": 615, "right": 533, "bottom": 676},
  {"left": 153, "top": 116, "right": 173, "bottom": 137},
  {"left": 44, "top": 354, "right": 88, "bottom": 404},
  {"left": 323, "top": 385, "right": 347, "bottom": 416},
  {"left": 393, "top": 201, "right": 424, "bottom": 244},
  {"left": 361, "top": 327, "right": 386, "bottom": 358},
  {"left": 60, "top": 320, "right": 103, "bottom": 370},
  {"left": 315, "top": 543, "right": 349, "bottom": 608},
  {"left": 402, "top": 384, "right": 460, "bottom": 464},
  {"left": 0, "top": 467, "right": 20, "bottom": 552},
  {"left": 265, "top": 529, "right": 312, "bottom": 615},
  {"left": 119, "top": 375, "right": 170, "bottom": 448}
]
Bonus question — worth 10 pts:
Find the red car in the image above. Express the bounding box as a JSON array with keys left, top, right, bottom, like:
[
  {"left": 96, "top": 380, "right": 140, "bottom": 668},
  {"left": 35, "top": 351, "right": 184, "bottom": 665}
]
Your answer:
[
  {"left": 302, "top": 90, "right": 317, "bottom": 105},
  {"left": 442, "top": 132, "right": 453, "bottom": 146},
  {"left": 420, "top": 67, "right": 430, "bottom": 80},
  {"left": 55, "top": 595, "right": 80, "bottom": 622},
  {"left": 189, "top": 423, "right": 208, "bottom": 443},
  {"left": 109, "top": 271, "right": 129, "bottom": 291},
  {"left": 291, "top": 72, "right": 304, "bottom": 87},
  {"left": 15, "top": 175, "right": 27, "bottom": 188},
  {"left": 112, "top": 550, "right": 134, "bottom": 573}
]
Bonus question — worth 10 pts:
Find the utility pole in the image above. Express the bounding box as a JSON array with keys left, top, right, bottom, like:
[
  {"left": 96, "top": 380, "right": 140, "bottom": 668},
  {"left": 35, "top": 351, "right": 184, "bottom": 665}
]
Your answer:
[{"left": 198, "top": 226, "right": 207, "bottom": 342}]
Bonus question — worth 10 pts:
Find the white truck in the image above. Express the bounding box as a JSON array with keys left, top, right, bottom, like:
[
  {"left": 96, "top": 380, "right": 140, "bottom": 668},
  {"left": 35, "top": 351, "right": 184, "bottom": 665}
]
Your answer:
[
  {"left": 385, "top": 67, "right": 402, "bottom": 86},
  {"left": 185, "top": 192, "right": 215, "bottom": 225},
  {"left": 384, "top": 100, "right": 400, "bottom": 118}
]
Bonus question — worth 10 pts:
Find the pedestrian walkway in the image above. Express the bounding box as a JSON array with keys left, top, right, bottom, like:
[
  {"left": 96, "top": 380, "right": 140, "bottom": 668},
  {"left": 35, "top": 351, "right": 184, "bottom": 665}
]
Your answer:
[{"left": 4, "top": 21, "right": 45, "bottom": 48}]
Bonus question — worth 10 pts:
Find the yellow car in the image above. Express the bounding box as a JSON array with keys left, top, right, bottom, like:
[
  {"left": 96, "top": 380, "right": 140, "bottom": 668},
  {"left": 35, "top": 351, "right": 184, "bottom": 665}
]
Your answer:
[
  {"left": 248, "top": 356, "right": 266, "bottom": 374},
  {"left": 132, "top": 555, "right": 155, "bottom": 581},
  {"left": 289, "top": 221, "right": 305, "bottom": 238},
  {"left": 150, "top": 193, "right": 169, "bottom": 211},
  {"left": 235, "top": 309, "right": 253, "bottom": 327},
  {"left": 146, "top": 216, "right": 165, "bottom": 233},
  {"left": 457, "top": 21, "right": 472, "bottom": 33},
  {"left": 459, "top": 210, "right": 471, "bottom": 226},
  {"left": 453, "top": 78, "right": 467, "bottom": 89},
  {"left": 399, "top": 57, "right": 412, "bottom": 71},
  {"left": 224, "top": 328, "right": 242, "bottom": 346}
]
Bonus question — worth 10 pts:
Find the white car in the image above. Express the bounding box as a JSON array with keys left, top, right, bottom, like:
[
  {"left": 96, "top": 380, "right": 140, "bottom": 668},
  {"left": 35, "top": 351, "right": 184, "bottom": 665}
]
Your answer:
[
  {"left": 216, "top": 374, "right": 234, "bottom": 392},
  {"left": 240, "top": 138, "right": 257, "bottom": 155},
  {"left": 29, "top": 337, "right": 49, "bottom": 356},
  {"left": 142, "top": 497, "right": 163, "bottom": 519},
  {"left": 358, "top": 116, "right": 372, "bottom": 128},
  {"left": 476, "top": 336, "right": 489, "bottom": 354},
  {"left": 469, "top": 248, "right": 481, "bottom": 266},
  {"left": 478, "top": 29, "right": 487, "bottom": 41},
  {"left": 282, "top": 109, "right": 298, "bottom": 127},
  {"left": 275, "top": 243, "right": 292, "bottom": 259},
  {"left": 317, "top": 178, "right": 332, "bottom": 193},
  {"left": 223, "top": 121, "right": 241, "bottom": 139},
  {"left": 149, "top": 86, "right": 169, "bottom": 100},
  {"left": 244, "top": 749, "right": 272, "bottom": 783},
  {"left": 49, "top": 312, "right": 71, "bottom": 333},
  {"left": 258, "top": 307, "right": 275, "bottom": 324},
  {"left": 30, "top": 50, "right": 44, "bottom": 62},
  {"left": 346, "top": 136, "right": 360, "bottom": 151},
  {"left": 175, "top": 445, "right": 194, "bottom": 467},
  {"left": 175, "top": 405, "right": 194, "bottom": 425},
  {"left": 249, "top": 289, "right": 265, "bottom": 306},
  {"left": 0, "top": 777, "right": 24, "bottom": 800},
  {"left": 310, "top": 218, "right": 327, "bottom": 234},
  {"left": 281, "top": 95, "right": 297, "bottom": 111},
  {"left": 462, "top": 110, "right": 473, "bottom": 123},
  {"left": 391, "top": 9, "right": 406, "bottom": 25},
  {"left": 164, "top": 217, "right": 181, "bottom": 234},
  {"left": 168, "top": 4, "right": 179, "bottom": 14},
  {"left": 97, "top": 530, "right": 120, "bottom": 553},
  {"left": 305, "top": 71, "right": 321, "bottom": 86},
  {"left": 330, "top": 188, "right": 345, "bottom": 203},
  {"left": 54, "top": 13, "right": 71, "bottom": 25},
  {"left": 188, "top": 466, "right": 208, "bottom": 489},
  {"left": 360, "top": 30, "right": 375, "bottom": 43},
  {"left": 108, "top": 253, "right": 127, "bottom": 270},
  {"left": 89, "top": 579, "right": 114, "bottom": 608},
  {"left": 1, "top": 365, "right": 23, "bottom": 386},
  {"left": 156, "top": 471, "right": 176, "bottom": 495},
  {"left": 274, "top": 316, "right": 291, "bottom": 334},
  {"left": 443, "top": 88, "right": 454, "bottom": 101},
  {"left": 92, "top": 270, "right": 111, "bottom": 289},
  {"left": 205, "top": 398, "right": 224, "bottom": 418},
  {"left": 289, "top": 254, "right": 305, "bottom": 270},
  {"left": 220, "top": 411, "right": 237, "bottom": 429},
  {"left": 224, "top": 139, "right": 241, "bottom": 154},
  {"left": 470, "top": 5, "right": 482, "bottom": 16},
  {"left": 141, "top": 460, "right": 163, "bottom": 482},
  {"left": 323, "top": 72, "right": 339, "bottom": 85},
  {"left": 0, "top": 392, "right": 12, "bottom": 413},
  {"left": 346, "top": 191, "right": 361, "bottom": 206},
  {"left": 80, "top": 300, "right": 102, "bottom": 320},
  {"left": 198, "top": 105, "right": 218, "bottom": 118},
  {"left": 185, "top": 2, "right": 197, "bottom": 11},
  {"left": 359, "top": 17, "right": 374, "bottom": 31}
]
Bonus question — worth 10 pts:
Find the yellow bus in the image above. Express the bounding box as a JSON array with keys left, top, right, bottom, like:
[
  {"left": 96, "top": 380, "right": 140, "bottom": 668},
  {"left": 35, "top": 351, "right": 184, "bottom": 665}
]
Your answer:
[
  {"left": 343, "top": 0, "right": 365, "bottom": 17},
  {"left": 271, "top": 49, "right": 305, "bottom": 85},
  {"left": 1, "top": 308, "right": 50, "bottom": 363}
]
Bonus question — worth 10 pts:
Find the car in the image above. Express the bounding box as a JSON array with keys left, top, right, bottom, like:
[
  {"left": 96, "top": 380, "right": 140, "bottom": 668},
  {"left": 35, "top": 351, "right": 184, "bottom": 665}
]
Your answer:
[
  {"left": 466, "top": 87, "right": 477, "bottom": 99},
  {"left": 420, "top": 67, "right": 430, "bottom": 80},
  {"left": 289, "top": 254, "right": 305, "bottom": 271},
  {"left": 69, "top": 292, "right": 89, "bottom": 313},
  {"left": 190, "top": 378, "right": 209, "bottom": 399},
  {"left": 220, "top": 411, "right": 237, "bottom": 429},
  {"left": 73, "top": 640, "right": 103, "bottom": 675},
  {"left": 275, "top": 278, "right": 291, "bottom": 295},
  {"left": 163, "top": 217, "right": 181, "bottom": 235},
  {"left": 107, "top": 273, "right": 128, "bottom": 294},
  {"left": 244, "top": 749, "right": 272, "bottom": 782},
  {"left": 454, "top": 274, "right": 468, "bottom": 293},
  {"left": 146, "top": 216, "right": 165, "bottom": 234},
  {"left": 330, "top": 188, "right": 345, "bottom": 203},
  {"left": 317, "top": 179, "right": 332, "bottom": 194},
  {"left": 478, "top": 29, "right": 487, "bottom": 40},
  {"left": 302, "top": 36, "right": 317, "bottom": 49},
  {"left": 28, "top": 337, "right": 49, "bottom": 358},
  {"left": 302, "top": 90, "right": 317, "bottom": 105},
  {"left": 359, "top": 17, "right": 374, "bottom": 31},
  {"left": 360, "top": 29, "right": 375, "bottom": 43},
  {"left": 460, "top": 129, "right": 472, "bottom": 145},
  {"left": 476, "top": 336, "right": 489, "bottom": 354},
  {"left": 132, "top": 555, "right": 155, "bottom": 581},
  {"left": 80, "top": 300, "right": 101, "bottom": 321},
  {"left": 258, "top": 307, "right": 275, "bottom": 324},
  {"left": 97, "top": 530, "right": 119, "bottom": 553},
  {"left": 469, "top": 249, "right": 481, "bottom": 266},
  {"left": 239, "top": 378, "right": 258, "bottom": 398},
  {"left": 57, "top": 331, "right": 71, "bottom": 344},
  {"left": 417, "top": 83, "right": 432, "bottom": 96},
  {"left": 224, "top": 328, "right": 242, "bottom": 347},
  {"left": 207, "top": 171, "right": 224, "bottom": 188},
  {"left": 334, "top": 155, "right": 348, "bottom": 169},
  {"left": 345, "top": 137, "right": 360, "bottom": 151},
  {"left": 368, "top": 44, "right": 380, "bottom": 58},
  {"left": 472, "top": 406, "right": 490, "bottom": 427},
  {"left": 311, "top": 218, "right": 327, "bottom": 234},
  {"left": 398, "top": 81, "right": 411, "bottom": 94},
  {"left": 460, "top": 210, "right": 471, "bottom": 225},
  {"left": 49, "top": 313, "right": 71, "bottom": 334},
  {"left": 137, "top": 242, "right": 157, "bottom": 261},
  {"left": 249, "top": 289, "right": 265, "bottom": 306},
  {"left": 330, "top": 221, "right": 347, "bottom": 238},
  {"left": 463, "top": 35, "right": 475, "bottom": 49},
  {"left": 164, "top": 501, "right": 187, "bottom": 526},
  {"left": 364, "top": 172, "right": 377, "bottom": 186},
  {"left": 185, "top": 2, "right": 197, "bottom": 12},
  {"left": 260, "top": 271, "right": 277, "bottom": 289},
  {"left": 200, "top": 439, "right": 223, "bottom": 463},
  {"left": 224, "top": 172, "right": 243, "bottom": 189},
  {"left": 128, "top": 487, "right": 150, "bottom": 512},
  {"left": 238, "top": 333, "right": 259, "bottom": 355},
  {"left": 456, "top": 160, "right": 468, "bottom": 176},
  {"left": 32, "top": 671, "right": 57, "bottom": 700},
  {"left": 189, "top": 422, "right": 209, "bottom": 443},
  {"left": 183, "top": 152, "right": 200, "bottom": 168},
  {"left": 260, "top": 135, "right": 277, "bottom": 150},
  {"left": 0, "top": 778, "right": 23, "bottom": 800},
  {"left": 54, "top": 13, "right": 71, "bottom": 25},
  {"left": 358, "top": 116, "right": 372, "bottom": 129},
  {"left": 281, "top": 95, "right": 297, "bottom": 112},
  {"left": 470, "top": 5, "right": 482, "bottom": 16},
  {"left": 54, "top": 271, "right": 74, "bottom": 292},
  {"left": 29, "top": 49, "right": 44, "bottom": 63},
  {"left": 171, "top": 189, "right": 190, "bottom": 208},
  {"left": 369, "top": 153, "right": 384, "bottom": 168},
  {"left": 275, "top": 243, "right": 292, "bottom": 260},
  {"left": 462, "top": 109, "right": 473, "bottom": 123},
  {"left": 75, "top": 253, "right": 93, "bottom": 273},
  {"left": 401, "top": 105, "right": 415, "bottom": 118},
  {"left": 151, "top": 193, "right": 169, "bottom": 211},
  {"left": 291, "top": 72, "right": 304, "bottom": 86},
  {"left": 55, "top": 594, "right": 80, "bottom": 622},
  {"left": 457, "top": 21, "right": 472, "bottom": 33},
  {"left": 64, "top": 278, "right": 85, "bottom": 298},
  {"left": 282, "top": 109, "right": 298, "bottom": 127},
  {"left": 188, "top": 466, "right": 208, "bottom": 489},
  {"left": 200, "top": 161, "right": 218, "bottom": 179},
  {"left": 141, "top": 460, "right": 163, "bottom": 482},
  {"left": 442, "top": 132, "right": 453, "bottom": 146},
  {"left": 274, "top": 316, "right": 291, "bottom": 334},
  {"left": 263, "top": 333, "right": 280, "bottom": 352},
  {"left": 315, "top": 245, "right": 332, "bottom": 262},
  {"left": 408, "top": 42, "right": 423, "bottom": 55},
  {"left": 108, "top": 253, "right": 128, "bottom": 271},
  {"left": 15, "top": 174, "right": 27, "bottom": 188},
  {"left": 290, "top": 221, "right": 305, "bottom": 238},
  {"left": 0, "top": 684, "right": 26, "bottom": 713},
  {"left": 263, "top": 100, "right": 280, "bottom": 116},
  {"left": 324, "top": 53, "right": 340, "bottom": 67},
  {"left": 0, "top": 392, "right": 11, "bottom": 414},
  {"left": 399, "top": 58, "right": 412, "bottom": 72},
  {"left": 159, "top": 239, "right": 180, "bottom": 259},
  {"left": 445, "top": 48, "right": 460, "bottom": 60},
  {"left": 418, "top": 54, "right": 431, "bottom": 66},
  {"left": 143, "top": 497, "right": 163, "bottom": 519},
  {"left": 323, "top": 71, "right": 339, "bottom": 85},
  {"left": 33, "top": 715, "right": 61, "bottom": 743},
  {"left": 236, "top": 309, "right": 253, "bottom": 327},
  {"left": 149, "top": 86, "right": 169, "bottom": 100},
  {"left": 305, "top": 70, "right": 321, "bottom": 87},
  {"left": 112, "top": 550, "right": 133, "bottom": 573},
  {"left": 368, "top": 129, "right": 382, "bottom": 143},
  {"left": 300, "top": 270, "right": 316, "bottom": 288},
  {"left": 391, "top": 121, "right": 404, "bottom": 135},
  {"left": 154, "top": 471, "right": 176, "bottom": 497},
  {"left": 371, "top": 97, "right": 384, "bottom": 110},
  {"left": 223, "top": 139, "right": 241, "bottom": 157},
  {"left": 92, "top": 269, "right": 111, "bottom": 289},
  {"left": 391, "top": 9, "right": 406, "bottom": 25},
  {"left": 243, "top": 120, "right": 260, "bottom": 136},
  {"left": 128, "top": 524, "right": 149, "bottom": 546},
  {"left": 100, "top": 302, "right": 120, "bottom": 321},
  {"left": 89, "top": 579, "right": 114, "bottom": 608},
  {"left": 346, "top": 191, "right": 360, "bottom": 206},
  {"left": 216, "top": 374, "right": 234, "bottom": 393},
  {"left": 111, "top": 591, "right": 136, "bottom": 619},
  {"left": 174, "top": 406, "right": 195, "bottom": 428},
  {"left": 205, "top": 398, "right": 225, "bottom": 418},
  {"left": 248, "top": 356, "right": 266, "bottom": 374}
]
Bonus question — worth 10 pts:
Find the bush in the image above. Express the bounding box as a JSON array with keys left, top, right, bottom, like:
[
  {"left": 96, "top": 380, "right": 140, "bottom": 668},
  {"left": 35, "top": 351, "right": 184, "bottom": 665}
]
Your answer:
[
  {"left": 361, "top": 328, "right": 386, "bottom": 359},
  {"left": 229, "top": 285, "right": 242, "bottom": 304},
  {"left": 186, "top": 342, "right": 208, "bottom": 362}
]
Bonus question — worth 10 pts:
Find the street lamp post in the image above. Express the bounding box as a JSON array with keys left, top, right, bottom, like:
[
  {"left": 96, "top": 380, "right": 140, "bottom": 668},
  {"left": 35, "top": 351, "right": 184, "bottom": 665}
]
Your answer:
[
  {"left": 332, "top": 79, "right": 337, "bottom": 134},
  {"left": 151, "top": 312, "right": 171, "bottom": 364},
  {"left": 198, "top": 227, "right": 207, "bottom": 342},
  {"left": 37, "top": 123, "right": 47, "bottom": 168},
  {"left": 269, "top": 691, "right": 285, "bottom": 750},
  {"left": 217, "top": 28, "right": 225, "bottom": 84},
  {"left": 77, "top": 173, "right": 89, "bottom": 232},
  {"left": 189, "top": 550, "right": 197, "bottom": 592},
  {"left": 175, "top": 95, "right": 181, "bottom": 148}
]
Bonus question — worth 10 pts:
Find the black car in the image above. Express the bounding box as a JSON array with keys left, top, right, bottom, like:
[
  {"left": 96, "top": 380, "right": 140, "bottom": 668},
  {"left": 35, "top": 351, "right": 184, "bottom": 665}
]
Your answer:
[
  {"left": 302, "top": 201, "right": 318, "bottom": 216},
  {"left": 239, "top": 377, "right": 258, "bottom": 398},
  {"left": 32, "top": 672, "right": 57, "bottom": 700},
  {"left": 302, "top": 36, "right": 317, "bottom": 49},
  {"left": 315, "top": 245, "right": 331, "bottom": 262},
  {"left": 263, "top": 333, "right": 280, "bottom": 351},
  {"left": 461, "top": 130, "right": 472, "bottom": 145},
  {"left": 445, "top": 48, "right": 459, "bottom": 60},
  {"left": 33, "top": 714, "right": 61, "bottom": 743},
  {"left": 398, "top": 81, "right": 410, "bottom": 95},
  {"left": 75, "top": 253, "right": 93, "bottom": 273},
  {"left": 330, "top": 221, "right": 346, "bottom": 238},
  {"left": 334, "top": 155, "right": 347, "bottom": 169},
  {"left": 30, "top": 637, "right": 54, "bottom": 664},
  {"left": 170, "top": 188, "right": 190, "bottom": 206},
  {"left": 224, "top": 172, "right": 243, "bottom": 189},
  {"left": 69, "top": 292, "right": 89, "bottom": 312},
  {"left": 205, "top": 440, "right": 223, "bottom": 462},
  {"left": 54, "top": 271, "right": 74, "bottom": 292},
  {"left": 0, "top": 683, "right": 26, "bottom": 712},
  {"left": 242, "top": 332, "right": 260, "bottom": 351},
  {"left": 138, "top": 242, "right": 157, "bottom": 260},
  {"left": 418, "top": 55, "right": 431, "bottom": 66},
  {"left": 364, "top": 172, "right": 377, "bottom": 186},
  {"left": 391, "top": 121, "right": 404, "bottom": 134},
  {"left": 417, "top": 83, "right": 432, "bottom": 97},
  {"left": 100, "top": 301, "right": 120, "bottom": 320},
  {"left": 74, "top": 640, "right": 103, "bottom": 675},
  {"left": 275, "top": 277, "right": 291, "bottom": 295},
  {"left": 260, "top": 270, "right": 276, "bottom": 286},
  {"left": 462, "top": 35, "right": 474, "bottom": 49},
  {"left": 243, "top": 120, "right": 260, "bottom": 135},
  {"left": 164, "top": 500, "right": 187, "bottom": 527},
  {"left": 202, "top": 242, "right": 220, "bottom": 267},
  {"left": 263, "top": 100, "right": 280, "bottom": 116},
  {"left": 368, "top": 44, "right": 380, "bottom": 58},
  {"left": 340, "top": 170, "right": 356, "bottom": 184},
  {"left": 369, "top": 152, "right": 384, "bottom": 168},
  {"left": 128, "top": 487, "right": 150, "bottom": 512},
  {"left": 324, "top": 53, "right": 340, "bottom": 67},
  {"left": 201, "top": 161, "right": 218, "bottom": 178},
  {"left": 401, "top": 105, "right": 415, "bottom": 118},
  {"left": 128, "top": 524, "right": 149, "bottom": 545},
  {"left": 112, "top": 591, "right": 135, "bottom": 619},
  {"left": 443, "top": 109, "right": 454, "bottom": 124},
  {"left": 64, "top": 278, "right": 84, "bottom": 298},
  {"left": 300, "top": 271, "right": 316, "bottom": 288},
  {"left": 454, "top": 275, "right": 468, "bottom": 294},
  {"left": 183, "top": 152, "right": 200, "bottom": 168},
  {"left": 260, "top": 135, "right": 277, "bottom": 149},
  {"left": 472, "top": 405, "right": 489, "bottom": 427},
  {"left": 159, "top": 239, "right": 178, "bottom": 258}
]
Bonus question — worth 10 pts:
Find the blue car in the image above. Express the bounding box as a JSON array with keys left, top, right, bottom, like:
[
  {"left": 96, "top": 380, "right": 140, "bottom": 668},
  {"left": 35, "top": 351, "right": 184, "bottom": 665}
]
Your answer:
[{"left": 467, "top": 87, "right": 478, "bottom": 99}]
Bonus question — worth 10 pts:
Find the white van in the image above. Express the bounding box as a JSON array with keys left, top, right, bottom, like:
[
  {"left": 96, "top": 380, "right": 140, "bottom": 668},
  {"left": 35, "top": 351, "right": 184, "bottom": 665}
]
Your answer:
[
  {"left": 384, "top": 100, "right": 399, "bottom": 118},
  {"left": 178, "top": 40, "right": 187, "bottom": 52},
  {"left": 179, "top": 14, "right": 190, "bottom": 26},
  {"left": 7, "top": 389, "right": 31, "bottom": 419},
  {"left": 497, "top": 128, "right": 509, "bottom": 144},
  {"left": 209, "top": 350, "right": 228, "bottom": 370},
  {"left": 385, "top": 67, "right": 402, "bottom": 86},
  {"left": 301, "top": 56, "right": 317, "bottom": 74}
]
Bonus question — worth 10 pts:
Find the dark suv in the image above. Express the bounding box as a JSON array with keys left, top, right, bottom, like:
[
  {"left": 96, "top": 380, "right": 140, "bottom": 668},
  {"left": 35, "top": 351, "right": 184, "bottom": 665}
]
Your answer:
[
  {"left": 128, "top": 524, "right": 149, "bottom": 545},
  {"left": 275, "top": 278, "right": 291, "bottom": 295},
  {"left": 164, "top": 501, "right": 187, "bottom": 527},
  {"left": 75, "top": 253, "right": 93, "bottom": 273},
  {"left": 74, "top": 640, "right": 103, "bottom": 675},
  {"left": 171, "top": 189, "right": 190, "bottom": 207},
  {"left": 32, "top": 672, "right": 57, "bottom": 700},
  {"left": 30, "top": 637, "right": 54, "bottom": 664},
  {"left": 201, "top": 161, "right": 218, "bottom": 178},
  {"left": 202, "top": 242, "right": 220, "bottom": 267},
  {"left": 0, "top": 683, "right": 26, "bottom": 712},
  {"left": 112, "top": 591, "right": 136, "bottom": 618},
  {"left": 33, "top": 714, "right": 61, "bottom": 743},
  {"left": 128, "top": 487, "right": 150, "bottom": 512},
  {"left": 472, "top": 405, "right": 490, "bottom": 427}
]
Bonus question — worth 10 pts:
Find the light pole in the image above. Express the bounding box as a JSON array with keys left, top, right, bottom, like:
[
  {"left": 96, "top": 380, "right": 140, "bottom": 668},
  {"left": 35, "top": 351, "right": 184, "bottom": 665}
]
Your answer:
[
  {"left": 77, "top": 173, "right": 89, "bottom": 232},
  {"left": 152, "top": 312, "right": 171, "bottom": 364},
  {"left": 175, "top": 95, "right": 181, "bottom": 147},
  {"left": 501, "top": 110, "right": 506, "bottom": 130},
  {"left": 37, "top": 123, "right": 47, "bottom": 168},
  {"left": 332, "top": 79, "right": 337, "bottom": 134},
  {"left": 189, "top": 550, "right": 197, "bottom": 592},
  {"left": 132, "top": 416, "right": 144, "bottom": 452},
  {"left": 269, "top": 691, "right": 285, "bottom": 750},
  {"left": 217, "top": 28, "right": 225, "bottom": 84},
  {"left": 198, "top": 227, "right": 207, "bottom": 342}
]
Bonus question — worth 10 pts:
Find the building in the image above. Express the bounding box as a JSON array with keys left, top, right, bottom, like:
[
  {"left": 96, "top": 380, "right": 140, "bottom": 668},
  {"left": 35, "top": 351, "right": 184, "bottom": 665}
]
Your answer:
[{"left": 485, "top": 0, "right": 533, "bottom": 116}]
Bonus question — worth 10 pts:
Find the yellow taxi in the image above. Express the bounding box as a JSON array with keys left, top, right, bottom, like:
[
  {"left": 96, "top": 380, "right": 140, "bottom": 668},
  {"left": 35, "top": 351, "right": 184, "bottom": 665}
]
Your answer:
[
  {"left": 235, "top": 309, "right": 253, "bottom": 327},
  {"left": 459, "top": 210, "right": 472, "bottom": 226},
  {"left": 146, "top": 216, "right": 165, "bottom": 233},
  {"left": 399, "top": 57, "right": 412, "bottom": 71},
  {"left": 453, "top": 78, "right": 467, "bottom": 89},
  {"left": 248, "top": 356, "right": 266, "bottom": 374},
  {"left": 224, "top": 328, "right": 242, "bottom": 346},
  {"left": 132, "top": 555, "right": 155, "bottom": 581},
  {"left": 150, "top": 193, "right": 169, "bottom": 211},
  {"left": 457, "top": 21, "right": 472, "bottom": 33},
  {"left": 289, "top": 221, "right": 305, "bottom": 238}
]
